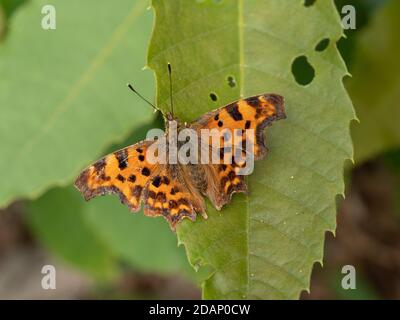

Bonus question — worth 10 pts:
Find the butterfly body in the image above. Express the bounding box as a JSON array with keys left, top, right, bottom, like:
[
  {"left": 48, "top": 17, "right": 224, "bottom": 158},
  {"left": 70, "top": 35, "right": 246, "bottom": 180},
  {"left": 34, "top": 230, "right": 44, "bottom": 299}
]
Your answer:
[{"left": 75, "top": 93, "right": 286, "bottom": 230}]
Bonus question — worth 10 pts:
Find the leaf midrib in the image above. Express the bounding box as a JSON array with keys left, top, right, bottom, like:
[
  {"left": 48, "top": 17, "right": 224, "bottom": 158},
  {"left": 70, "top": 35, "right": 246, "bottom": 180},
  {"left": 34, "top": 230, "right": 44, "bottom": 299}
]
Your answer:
[{"left": 237, "top": 0, "right": 250, "bottom": 298}]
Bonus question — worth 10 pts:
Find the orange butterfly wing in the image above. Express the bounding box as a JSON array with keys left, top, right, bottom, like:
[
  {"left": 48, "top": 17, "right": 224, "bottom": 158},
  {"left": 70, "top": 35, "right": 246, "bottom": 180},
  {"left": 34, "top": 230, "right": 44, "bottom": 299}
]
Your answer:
[
  {"left": 143, "top": 164, "right": 206, "bottom": 229},
  {"left": 75, "top": 140, "right": 157, "bottom": 212},
  {"left": 193, "top": 94, "right": 286, "bottom": 158}
]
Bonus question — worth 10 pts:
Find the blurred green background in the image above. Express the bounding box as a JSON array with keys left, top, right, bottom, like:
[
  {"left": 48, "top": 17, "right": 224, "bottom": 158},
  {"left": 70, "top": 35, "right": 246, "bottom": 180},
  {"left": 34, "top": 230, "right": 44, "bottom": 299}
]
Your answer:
[{"left": 1, "top": 0, "right": 399, "bottom": 299}]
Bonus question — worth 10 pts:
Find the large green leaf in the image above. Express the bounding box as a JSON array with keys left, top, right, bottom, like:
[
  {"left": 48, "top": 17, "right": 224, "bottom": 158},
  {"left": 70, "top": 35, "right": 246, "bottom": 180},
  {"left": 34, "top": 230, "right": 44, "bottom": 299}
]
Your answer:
[
  {"left": 0, "top": 0, "right": 154, "bottom": 207},
  {"left": 348, "top": 0, "right": 400, "bottom": 163},
  {"left": 148, "top": 0, "right": 355, "bottom": 299}
]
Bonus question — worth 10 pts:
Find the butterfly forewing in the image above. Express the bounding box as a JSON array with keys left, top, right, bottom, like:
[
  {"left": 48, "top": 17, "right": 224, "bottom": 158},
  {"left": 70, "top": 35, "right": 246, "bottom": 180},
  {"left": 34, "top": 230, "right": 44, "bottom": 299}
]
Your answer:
[{"left": 75, "top": 140, "right": 157, "bottom": 212}]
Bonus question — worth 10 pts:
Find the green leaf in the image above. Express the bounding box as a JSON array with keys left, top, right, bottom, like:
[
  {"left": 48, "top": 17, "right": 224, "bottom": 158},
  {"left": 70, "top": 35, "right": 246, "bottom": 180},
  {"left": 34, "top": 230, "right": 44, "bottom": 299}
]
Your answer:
[
  {"left": 0, "top": 0, "right": 154, "bottom": 207},
  {"left": 148, "top": 0, "right": 355, "bottom": 299},
  {"left": 0, "top": 5, "right": 4, "bottom": 40},
  {"left": 27, "top": 186, "right": 117, "bottom": 280},
  {"left": 348, "top": 0, "right": 400, "bottom": 163}
]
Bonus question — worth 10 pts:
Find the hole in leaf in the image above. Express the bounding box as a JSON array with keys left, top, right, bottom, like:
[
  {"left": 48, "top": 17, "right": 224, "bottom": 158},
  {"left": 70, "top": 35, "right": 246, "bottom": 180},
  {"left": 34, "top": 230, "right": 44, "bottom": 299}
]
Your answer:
[
  {"left": 227, "top": 75, "right": 236, "bottom": 88},
  {"left": 315, "top": 38, "right": 330, "bottom": 52},
  {"left": 304, "top": 0, "right": 316, "bottom": 7},
  {"left": 210, "top": 93, "right": 218, "bottom": 101},
  {"left": 291, "top": 55, "right": 315, "bottom": 86}
]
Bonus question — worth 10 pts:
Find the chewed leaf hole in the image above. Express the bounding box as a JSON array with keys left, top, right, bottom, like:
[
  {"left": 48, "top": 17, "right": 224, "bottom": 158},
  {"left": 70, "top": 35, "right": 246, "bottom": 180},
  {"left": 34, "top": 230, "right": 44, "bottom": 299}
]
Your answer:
[
  {"left": 210, "top": 93, "right": 218, "bottom": 101},
  {"left": 315, "top": 38, "right": 330, "bottom": 52},
  {"left": 227, "top": 75, "right": 236, "bottom": 88},
  {"left": 304, "top": 0, "right": 316, "bottom": 7},
  {"left": 291, "top": 55, "right": 315, "bottom": 86}
]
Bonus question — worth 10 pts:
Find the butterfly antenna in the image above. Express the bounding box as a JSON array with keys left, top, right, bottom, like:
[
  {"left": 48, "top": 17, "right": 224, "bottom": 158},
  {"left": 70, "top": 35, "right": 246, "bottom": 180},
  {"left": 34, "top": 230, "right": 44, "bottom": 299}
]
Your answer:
[
  {"left": 168, "top": 62, "right": 174, "bottom": 117},
  {"left": 126, "top": 83, "right": 158, "bottom": 112}
]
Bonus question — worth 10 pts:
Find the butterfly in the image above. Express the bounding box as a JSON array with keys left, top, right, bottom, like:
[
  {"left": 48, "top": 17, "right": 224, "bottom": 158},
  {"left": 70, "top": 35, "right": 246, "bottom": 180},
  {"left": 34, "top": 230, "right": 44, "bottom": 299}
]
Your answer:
[{"left": 75, "top": 65, "right": 286, "bottom": 230}]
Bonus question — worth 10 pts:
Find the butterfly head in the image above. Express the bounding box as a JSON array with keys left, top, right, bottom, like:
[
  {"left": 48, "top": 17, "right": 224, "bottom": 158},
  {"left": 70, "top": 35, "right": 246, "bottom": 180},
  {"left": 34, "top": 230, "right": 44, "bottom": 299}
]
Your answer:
[{"left": 165, "top": 111, "right": 175, "bottom": 122}]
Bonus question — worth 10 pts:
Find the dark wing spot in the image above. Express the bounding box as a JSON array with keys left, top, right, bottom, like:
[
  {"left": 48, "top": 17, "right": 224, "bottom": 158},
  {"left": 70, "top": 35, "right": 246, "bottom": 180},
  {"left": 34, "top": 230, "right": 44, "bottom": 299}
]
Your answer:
[
  {"left": 156, "top": 192, "right": 166, "bottom": 202},
  {"left": 132, "top": 185, "right": 143, "bottom": 198},
  {"left": 220, "top": 176, "right": 229, "bottom": 188},
  {"left": 128, "top": 175, "right": 136, "bottom": 183},
  {"left": 226, "top": 103, "right": 243, "bottom": 121},
  {"left": 99, "top": 173, "right": 111, "bottom": 181},
  {"left": 152, "top": 176, "right": 161, "bottom": 187},
  {"left": 220, "top": 147, "right": 232, "bottom": 160},
  {"left": 93, "top": 159, "right": 106, "bottom": 173},
  {"left": 246, "top": 98, "right": 259, "bottom": 107},
  {"left": 214, "top": 113, "right": 219, "bottom": 121},
  {"left": 136, "top": 148, "right": 143, "bottom": 153},
  {"left": 148, "top": 190, "right": 156, "bottom": 199},
  {"left": 162, "top": 176, "right": 170, "bottom": 185},
  {"left": 114, "top": 149, "right": 128, "bottom": 170},
  {"left": 138, "top": 155, "right": 145, "bottom": 162},
  {"left": 169, "top": 200, "right": 178, "bottom": 209},
  {"left": 217, "top": 120, "right": 223, "bottom": 127},
  {"left": 239, "top": 138, "right": 247, "bottom": 152},
  {"left": 245, "top": 120, "right": 251, "bottom": 129},
  {"left": 141, "top": 167, "right": 150, "bottom": 176},
  {"left": 255, "top": 107, "right": 263, "bottom": 119},
  {"left": 178, "top": 198, "right": 190, "bottom": 206},
  {"left": 117, "top": 174, "right": 126, "bottom": 182},
  {"left": 171, "top": 187, "right": 180, "bottom": 195},
  {"left": 219, "top": 148, "right": 225, "bottom": 160}
]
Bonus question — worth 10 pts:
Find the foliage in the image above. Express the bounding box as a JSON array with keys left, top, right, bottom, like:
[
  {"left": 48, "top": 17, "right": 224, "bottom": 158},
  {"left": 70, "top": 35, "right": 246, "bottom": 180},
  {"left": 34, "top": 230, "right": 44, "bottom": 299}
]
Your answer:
[
  {"left": 347, "top": 0, "right": 400, "bottom": 163},
  {"left": 0, "top": 0, "right": 154, "bottom": 207},
  {"left": 148, "top": 0, "right": 355, "bottom": 299}
]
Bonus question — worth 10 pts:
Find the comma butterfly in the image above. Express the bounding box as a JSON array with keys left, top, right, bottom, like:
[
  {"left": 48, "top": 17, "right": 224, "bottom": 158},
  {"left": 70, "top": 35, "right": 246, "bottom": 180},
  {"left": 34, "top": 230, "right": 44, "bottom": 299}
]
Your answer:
[{"left": 75, "top": 64, "right": 286, "bottom": 230}]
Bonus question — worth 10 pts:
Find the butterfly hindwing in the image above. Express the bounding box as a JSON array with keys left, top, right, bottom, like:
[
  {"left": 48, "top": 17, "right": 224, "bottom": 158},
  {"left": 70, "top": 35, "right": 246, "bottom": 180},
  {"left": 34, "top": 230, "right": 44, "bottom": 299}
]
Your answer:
[
  {"left": 143, "top": 165, "right": 206, "bottom": 229},
  {"left": 75, "top": 140, "right": 157, "bottom": 212}
]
